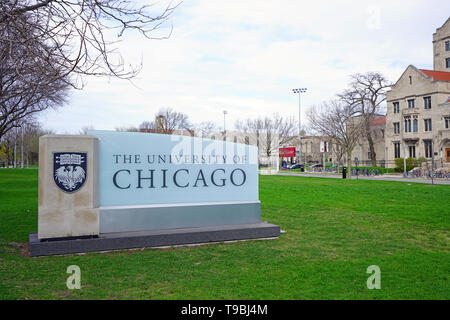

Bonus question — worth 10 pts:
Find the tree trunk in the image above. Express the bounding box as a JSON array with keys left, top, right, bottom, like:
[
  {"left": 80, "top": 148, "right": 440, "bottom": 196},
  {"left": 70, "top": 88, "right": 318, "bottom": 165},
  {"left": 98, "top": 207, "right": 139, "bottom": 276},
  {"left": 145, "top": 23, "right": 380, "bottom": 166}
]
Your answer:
[
  {"left": 346, "top": 149, "right": 352, "bottom": 178},
  {"left": 365, "top": 120, "right": 377, "bottom": 167}
]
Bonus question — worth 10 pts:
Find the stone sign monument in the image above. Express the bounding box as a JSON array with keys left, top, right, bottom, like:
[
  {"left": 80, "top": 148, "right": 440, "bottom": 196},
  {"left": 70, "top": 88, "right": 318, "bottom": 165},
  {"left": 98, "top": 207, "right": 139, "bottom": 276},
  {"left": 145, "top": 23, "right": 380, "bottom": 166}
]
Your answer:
[{"left": 29, "top": 131, "right": 280, "bottom": 256}]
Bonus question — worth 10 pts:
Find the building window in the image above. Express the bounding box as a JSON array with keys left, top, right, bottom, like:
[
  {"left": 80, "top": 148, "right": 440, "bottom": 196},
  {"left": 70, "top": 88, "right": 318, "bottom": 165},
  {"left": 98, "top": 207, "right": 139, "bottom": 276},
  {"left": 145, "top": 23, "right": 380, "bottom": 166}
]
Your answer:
[
  {"left": 368, "top": 152, "right": 372, "bottom": 160},
  {"left": 408, "top": 99, "right": 415, "bottom": 108},
  {"left": 413, "top": 119, "right": 418, "bottom": 132},
  {"left": 424, "top": 119, "right": 432, "bottom": 132},
  {"left": 445, "top": 117, "right": 450, "bottom": 129},
  {"left": 409, "top": 76, "right": 412, "bottom": 84},
  {"left": 424, "top": 140, "right": 432, "bottom": 158},
  {"left": 447, "top": 58, "right": 450, "bottom": 68},
  {"left": 404, "top": 117, "right": 411, "bottom": 133},
  {"left": 393, "top": 102, "right": 399, "bottom": 113},
  {"left": 446, "top": 40, "right": 450, "bottom": 51},
  {"left": 424, "top": 96, "right": 431, "bottom": 109},
  {"left": 408, "top": 146, "right": 416, "bottom": 158},
  {"left": 394, "top": 122, "right": 400, "bottom": 134},
  {"left": 394, "top": 142, "right": 401, "bottom": 158}
]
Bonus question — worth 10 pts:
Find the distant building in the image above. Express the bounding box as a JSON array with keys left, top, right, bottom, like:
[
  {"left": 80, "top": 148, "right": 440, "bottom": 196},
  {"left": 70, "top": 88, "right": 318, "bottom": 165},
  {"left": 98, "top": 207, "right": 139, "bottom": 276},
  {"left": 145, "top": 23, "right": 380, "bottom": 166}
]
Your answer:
[
  {"left": 385, "top": 18, "right": 450, "bottom": 169},
  {"left": 295, "top": 135, "right": 336, "bottom": 164}
]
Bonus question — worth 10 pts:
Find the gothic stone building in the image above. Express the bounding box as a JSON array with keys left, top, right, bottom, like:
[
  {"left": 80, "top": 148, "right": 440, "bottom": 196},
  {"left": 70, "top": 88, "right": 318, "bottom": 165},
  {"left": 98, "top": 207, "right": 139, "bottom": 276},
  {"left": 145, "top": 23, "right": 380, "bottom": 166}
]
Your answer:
[{"left": 385, "top": 18, "right": 450, "bottom": 168}]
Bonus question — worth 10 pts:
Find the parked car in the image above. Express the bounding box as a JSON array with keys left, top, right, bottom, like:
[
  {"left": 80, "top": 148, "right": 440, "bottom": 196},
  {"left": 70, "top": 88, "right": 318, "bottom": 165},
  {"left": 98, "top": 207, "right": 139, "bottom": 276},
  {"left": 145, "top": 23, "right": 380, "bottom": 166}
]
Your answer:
[{"left": 287, "top": 163, "right": 304, "bottom": 170}]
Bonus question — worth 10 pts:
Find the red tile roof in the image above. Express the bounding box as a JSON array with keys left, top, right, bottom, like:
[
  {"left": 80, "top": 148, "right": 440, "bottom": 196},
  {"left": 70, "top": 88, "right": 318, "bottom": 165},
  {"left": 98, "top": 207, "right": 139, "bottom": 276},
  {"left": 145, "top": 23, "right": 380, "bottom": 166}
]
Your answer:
[
  {"left": 369, "top": 116, "right": 386, "bottom": 125},
  {"left": 419, "top": 69, "right": 450, "bottom": 81}
]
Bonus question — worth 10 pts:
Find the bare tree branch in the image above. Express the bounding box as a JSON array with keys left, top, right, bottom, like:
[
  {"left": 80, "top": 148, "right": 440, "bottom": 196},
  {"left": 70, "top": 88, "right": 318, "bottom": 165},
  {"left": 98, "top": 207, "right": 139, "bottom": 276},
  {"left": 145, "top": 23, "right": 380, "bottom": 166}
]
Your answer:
[
  {"left": 307, "top": 99, "right": 363, "bottom": 176},
  {"left": 0, "top": 0, "right": 180, "bottom": 140},
  {"left": 0, "top": 0, "right": 181, "bottom": 89},
  {"left": 337, "top": 72, "right": 392, "bottom": 166}
]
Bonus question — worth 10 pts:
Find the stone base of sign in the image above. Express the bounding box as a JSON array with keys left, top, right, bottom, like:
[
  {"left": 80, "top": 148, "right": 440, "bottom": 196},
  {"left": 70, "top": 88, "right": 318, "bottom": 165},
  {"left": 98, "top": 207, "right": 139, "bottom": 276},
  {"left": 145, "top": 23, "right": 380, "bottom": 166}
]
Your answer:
[
  {"left": 38, "top": 135, "right": 99, "bottom": 239},
  {"left": 29, "top": 222, "right": 280, "bottom": 257},
  {"left": 99, "top": 201, "right": 261, "bottom": 233}
]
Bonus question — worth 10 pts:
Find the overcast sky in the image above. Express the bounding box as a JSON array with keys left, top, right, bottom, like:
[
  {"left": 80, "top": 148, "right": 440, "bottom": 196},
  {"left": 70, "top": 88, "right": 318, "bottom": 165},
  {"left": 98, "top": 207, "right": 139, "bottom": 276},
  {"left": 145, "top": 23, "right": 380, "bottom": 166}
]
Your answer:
[{"left": 38, "top": 0, "right": 450, "bottom": 134}]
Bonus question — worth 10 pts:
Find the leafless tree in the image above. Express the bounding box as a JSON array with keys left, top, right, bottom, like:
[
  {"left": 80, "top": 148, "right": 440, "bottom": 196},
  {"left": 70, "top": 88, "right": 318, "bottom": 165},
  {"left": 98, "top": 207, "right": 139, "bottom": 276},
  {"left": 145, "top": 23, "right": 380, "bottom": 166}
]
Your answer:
[
  {"left": 194, "top": 121, "right": 217, "bottom": 138},
  {"left": 114, "top": 125, "right": 139, "bottom": 132},
  {"left": 237, "top": 114, "right": 297, "bottom": 160},
  {"left": 0, "top": 0, "right": 180, "bottom": 88},
  {"left": 273, "top": 114, "right": 297, "bottom": 146},
  {"left": 0, "top": 11, "right": 70, "bottom": 140},
  {"left": 79, "top": 125, "right": 95, "bottom": 135},
  {"left": 156, "top": 107, "right": 193, "bottom": 135},
  {"left": 0, "top": 119, "right": 50, "bottom": 167},
  {"left": 307, "top": 99, "right": 363, "bottom": 177},
  {"left": 338, "top": 72, "right": 392, "bottom": 166},
  {"left": 0, "top": 0, "right": 179, "bottom": 140},
  {"left": 139, "top": 120, "right": 156, "bottom": 132},
  {"left": 114, "top": 108, "right": 192, "bottom": 135}
]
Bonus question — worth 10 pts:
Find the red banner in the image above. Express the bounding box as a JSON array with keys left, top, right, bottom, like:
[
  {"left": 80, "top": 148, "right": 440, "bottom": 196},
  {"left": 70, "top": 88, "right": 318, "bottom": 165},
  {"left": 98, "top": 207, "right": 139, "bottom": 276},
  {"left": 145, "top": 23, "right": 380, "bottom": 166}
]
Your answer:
[{"left": 279, "top": 147, "right": 296, "bottom": 157}]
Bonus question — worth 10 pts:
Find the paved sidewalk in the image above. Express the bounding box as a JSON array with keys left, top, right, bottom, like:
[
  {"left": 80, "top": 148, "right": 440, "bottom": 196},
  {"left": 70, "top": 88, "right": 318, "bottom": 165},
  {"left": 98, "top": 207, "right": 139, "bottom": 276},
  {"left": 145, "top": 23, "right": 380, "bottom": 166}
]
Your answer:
[{"left": 274, "top": 172, "right": 450, "bottom": 185}]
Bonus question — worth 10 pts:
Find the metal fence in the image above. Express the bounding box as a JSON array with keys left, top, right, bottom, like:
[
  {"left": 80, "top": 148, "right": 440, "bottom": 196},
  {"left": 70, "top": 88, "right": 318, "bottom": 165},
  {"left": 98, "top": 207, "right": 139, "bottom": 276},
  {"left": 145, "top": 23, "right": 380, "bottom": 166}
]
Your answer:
[
  {"left": 304, "top": 166, "right": 450, "bottom": 179},
  {"left": 306, "top": 167, "right": 340, "bottom": 173},
  {"left": 407, "top": 169, "right": 450, "bottom": 179},
  {"left": 350, "top": 168, "right": 381, "bottom": 176}
]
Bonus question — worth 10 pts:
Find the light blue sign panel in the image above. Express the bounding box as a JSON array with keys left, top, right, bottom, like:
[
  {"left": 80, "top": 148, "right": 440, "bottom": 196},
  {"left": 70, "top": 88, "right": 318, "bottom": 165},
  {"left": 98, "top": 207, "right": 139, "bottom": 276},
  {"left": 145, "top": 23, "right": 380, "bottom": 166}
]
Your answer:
[{"left": 88, "top": 130, "right": 259, "bottom": 207}]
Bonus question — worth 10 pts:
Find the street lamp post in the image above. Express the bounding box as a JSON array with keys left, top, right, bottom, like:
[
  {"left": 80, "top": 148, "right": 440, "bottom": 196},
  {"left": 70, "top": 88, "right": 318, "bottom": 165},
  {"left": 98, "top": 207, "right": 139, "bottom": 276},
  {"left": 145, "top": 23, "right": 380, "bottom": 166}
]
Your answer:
[
  {"left": 292, "top": 88, "right": 307, "bottom": 166},
  {"left": 21, "top": 124, "right": 24, "bottom": 168},
  {"left": 14, "top": 124, "right": 20, "bottom": 168},
  {"left": 14, "top": 126, "right": 17, "bottom": 168},
  {"left": 223, "top": 110, "right": 228, "bottom": 140},
  {"left": 403, "top": 142, "right": 407, "bottom": 178}
]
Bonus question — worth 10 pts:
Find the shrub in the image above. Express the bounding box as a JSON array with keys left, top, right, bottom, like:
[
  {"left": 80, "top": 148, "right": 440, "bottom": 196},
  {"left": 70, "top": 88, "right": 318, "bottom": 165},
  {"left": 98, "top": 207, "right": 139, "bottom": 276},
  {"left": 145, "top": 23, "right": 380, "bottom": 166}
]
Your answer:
[{"left": 395, "top": 157, "right": 427, "bottom": 172}]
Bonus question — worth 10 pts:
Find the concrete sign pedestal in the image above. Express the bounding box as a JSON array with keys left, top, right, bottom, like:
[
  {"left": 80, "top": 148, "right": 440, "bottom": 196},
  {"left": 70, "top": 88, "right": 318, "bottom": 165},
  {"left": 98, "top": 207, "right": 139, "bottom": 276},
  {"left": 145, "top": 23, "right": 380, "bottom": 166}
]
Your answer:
[{"left": 30, "top": 132, "right": 280, "bottom": 257}]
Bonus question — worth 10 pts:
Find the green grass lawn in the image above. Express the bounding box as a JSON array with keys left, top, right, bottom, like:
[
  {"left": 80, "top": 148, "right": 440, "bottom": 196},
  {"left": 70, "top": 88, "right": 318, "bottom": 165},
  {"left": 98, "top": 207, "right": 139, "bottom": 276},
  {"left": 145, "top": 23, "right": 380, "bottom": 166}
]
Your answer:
[{"left": 0, "top": 169, "right": 449, "bottom": 299}]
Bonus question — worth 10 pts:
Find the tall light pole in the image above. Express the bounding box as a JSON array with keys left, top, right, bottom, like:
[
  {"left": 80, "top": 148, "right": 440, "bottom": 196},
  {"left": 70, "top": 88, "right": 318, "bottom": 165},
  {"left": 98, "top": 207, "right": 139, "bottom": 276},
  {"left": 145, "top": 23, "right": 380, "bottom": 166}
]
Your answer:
[
  {"left": 14, "top": 126, "right": 17, "bottom": 168},
  {"left": 223, "top": 110, "right": 228, "bottom": 140},
  {"left": 292, "top": 88, "right": 307, "bottom": 165},
  {"left": 21, "top": 124, "right": 24, "bottom": 168}
]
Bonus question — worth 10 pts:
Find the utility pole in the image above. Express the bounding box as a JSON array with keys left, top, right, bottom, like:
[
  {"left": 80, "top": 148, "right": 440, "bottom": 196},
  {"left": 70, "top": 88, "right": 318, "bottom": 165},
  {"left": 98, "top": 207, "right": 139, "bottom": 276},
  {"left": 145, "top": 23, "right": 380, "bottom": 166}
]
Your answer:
[
  {"left": 385, "top": 146, "right": 388, "bottom": 173},
  {"left": 403, "top": 142, "right": 407, "bottom": 178},
  {"left": 431, "top": 139, "right": 434, "bottom": 185},
  {"left": 292, "top": 88, "right": 307, "bottom": 166},
  {"left": 14, "top": 125, "right": 17, "bottom": 168},
  {"left": 21, "top": 124, "right": 24, "bottom": 168},
  {"left": 223, "top": 110, "right": 227, "bottom": 140}
]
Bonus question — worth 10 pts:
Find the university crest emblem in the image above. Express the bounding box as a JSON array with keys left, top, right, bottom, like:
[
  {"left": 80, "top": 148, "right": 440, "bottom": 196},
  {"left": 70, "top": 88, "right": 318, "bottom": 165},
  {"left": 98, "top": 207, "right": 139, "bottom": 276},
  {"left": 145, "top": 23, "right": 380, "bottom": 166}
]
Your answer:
[{"left": 53, "top": 152, "right": 87, "bottom": 193}]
